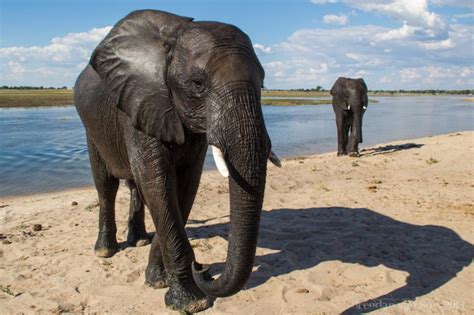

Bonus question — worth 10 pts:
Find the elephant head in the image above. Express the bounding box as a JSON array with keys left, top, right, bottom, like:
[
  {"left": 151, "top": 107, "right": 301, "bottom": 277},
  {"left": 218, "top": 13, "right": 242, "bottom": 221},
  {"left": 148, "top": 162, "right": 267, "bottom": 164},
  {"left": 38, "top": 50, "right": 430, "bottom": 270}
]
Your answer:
[
  {"left": 330, "top": 77, "right": 368, "bottom": 143},
  {"left": 90, "top": 10, "right": 279, "bottom": 298}
]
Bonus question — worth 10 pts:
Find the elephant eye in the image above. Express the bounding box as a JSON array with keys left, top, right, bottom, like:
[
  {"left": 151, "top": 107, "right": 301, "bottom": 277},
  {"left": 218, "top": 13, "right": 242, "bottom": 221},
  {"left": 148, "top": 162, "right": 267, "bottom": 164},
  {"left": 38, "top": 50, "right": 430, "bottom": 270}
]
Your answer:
[
  {"left": 188, "top": 69, "right": 208, "bottom": 96},
  {"left": 192, "top": 79, "right": 203, "bottom": 88},
  {"left": 190, "top": 77, "right": 207, "bottom": 95}
]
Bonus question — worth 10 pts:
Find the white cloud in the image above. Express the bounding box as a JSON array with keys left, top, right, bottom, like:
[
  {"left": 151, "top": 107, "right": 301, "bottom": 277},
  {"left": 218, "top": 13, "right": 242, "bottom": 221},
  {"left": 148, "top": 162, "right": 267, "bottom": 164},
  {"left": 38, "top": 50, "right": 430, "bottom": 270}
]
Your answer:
[
  {"left": 258, "top": 21, "right": 473, "bottom": 89},
  {"left": 313, "top": 0, "right": 450, "bottom": 41},
  {"left": 323, "top": 14, "right": 349, "bottom": 25},
  {"left": 0, "top": 26, "right": 112, "bottom": 87},
  {"left": 420, "top": 38, "right": 454, "bottom": 50},
  {"left": 253, "top": 44, "right": 274, "bottom": 55},
  {"left": 459, "top": 67, "right": 471, "bottom": 78},
  {"left": 7, "top": 61, "right": 25, "bottom": 75},
  {"left": 255, "top": 0, "right": 473, "bottom": 89},
  {"left": 400, "top": 66, "right": 474, "bottom": 87},
  {"left": 362, "top": 1, "right": 448, "bottom": 40},
  {"left": 451, "top": 12, "right": 474, "bottom": 23},
  {"left": 264, "top": 59, "right": 329, "bottom": 84}
]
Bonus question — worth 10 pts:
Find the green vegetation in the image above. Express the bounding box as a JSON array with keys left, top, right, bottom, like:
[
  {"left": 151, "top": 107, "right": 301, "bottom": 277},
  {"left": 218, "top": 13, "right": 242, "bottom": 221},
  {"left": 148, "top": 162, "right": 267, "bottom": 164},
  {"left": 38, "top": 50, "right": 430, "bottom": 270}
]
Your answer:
[
  {"left": 263, "top": 89, "right": 474, "bottom": 98},
  {"left": 1, "top": 85, "right": 68, "bottom": 90},
  {"left": 262, "top": 99, "right": 331, "bottom": 106},
  {"left": 0, "top": 284, "right": 14, "bottom": 296},
  {"left": 0, "top": 86, "right": 472, "bottom": 108},
  {"left": 0, "top": 89, "right": 73, "bottom": 108},
  {"left": 84, "top": 202, "right": 99, "bottom": 212},
  {"left": 426, "top": 157, "right": 440, "bottom": 165},
  {"left": 262, "top": 90, "right": 329, "bottom": 97},
  {"left": 262, "top": 98, "right": 379, "bottom": 106},
  {"left": 370, "top": 89, "right": 474, "bottom": 95}
]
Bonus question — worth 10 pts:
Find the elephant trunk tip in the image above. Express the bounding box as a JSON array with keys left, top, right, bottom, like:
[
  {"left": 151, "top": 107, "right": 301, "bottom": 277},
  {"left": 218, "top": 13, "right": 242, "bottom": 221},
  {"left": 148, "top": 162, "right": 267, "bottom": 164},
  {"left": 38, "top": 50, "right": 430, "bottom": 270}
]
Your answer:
[
  {"left": 192, "top": 261, "right": 219, "bottom": 296},
  {"left": 192, "top": 261, "right": 210, "bottom": 275},
  {"left": 192, "top": 261, "right": 243, "bottom": 298}
]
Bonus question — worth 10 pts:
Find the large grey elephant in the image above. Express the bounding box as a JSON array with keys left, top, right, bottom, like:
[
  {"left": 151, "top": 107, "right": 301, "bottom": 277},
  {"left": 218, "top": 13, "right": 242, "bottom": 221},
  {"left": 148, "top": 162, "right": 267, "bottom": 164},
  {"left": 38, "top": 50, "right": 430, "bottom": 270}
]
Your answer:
[
  {"left": 330, "top": 77, "right": 368, "bottom": 157},
  {"left": 74, "top": 10, "right": 280, "bottom": 313}
]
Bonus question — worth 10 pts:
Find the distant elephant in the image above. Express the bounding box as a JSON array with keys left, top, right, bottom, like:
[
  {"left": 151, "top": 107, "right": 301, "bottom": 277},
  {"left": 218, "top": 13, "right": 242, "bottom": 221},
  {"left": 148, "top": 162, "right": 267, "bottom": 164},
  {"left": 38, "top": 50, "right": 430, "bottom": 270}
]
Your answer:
[
  {"left": 330, "top": 77, "right": 368, "bottom": 157},
  {"left": 74, "top": 10, "right": 280, "bottom": 313}
]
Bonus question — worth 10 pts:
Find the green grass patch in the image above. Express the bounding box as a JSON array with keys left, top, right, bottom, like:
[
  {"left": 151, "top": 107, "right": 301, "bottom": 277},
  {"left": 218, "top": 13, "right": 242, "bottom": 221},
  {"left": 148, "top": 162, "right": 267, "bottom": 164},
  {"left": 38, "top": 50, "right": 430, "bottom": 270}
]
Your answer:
[
  {"left": 0, "top": 284, "right": 14, "bottom": 296},
  {"left": 0, "top": 89, "right": 387, "bottom": 108},
  {"left": 262, "top": 90, "right": 329, "bottom": 98},
  {"left": 85, "top": 202, "right": 99, "bottom": 212},
  {"left": 426, "top": 157, "right": 439, "bottom": 165},
  {"left": 262, "top": 98, "right": 378, "bottom": 106},
  {"left": 262, "top": 99, "right": 332, "bottom": 106},
  {"left": 0, "top": 89, "right": 74, "bottom": 108}
]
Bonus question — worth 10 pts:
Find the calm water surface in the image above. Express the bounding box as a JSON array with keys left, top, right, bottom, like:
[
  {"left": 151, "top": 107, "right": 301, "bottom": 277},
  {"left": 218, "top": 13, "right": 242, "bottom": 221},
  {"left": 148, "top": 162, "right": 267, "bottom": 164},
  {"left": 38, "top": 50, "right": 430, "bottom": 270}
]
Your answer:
[{"left": 0, "top": 96, "right": 472, "bottom": 197}]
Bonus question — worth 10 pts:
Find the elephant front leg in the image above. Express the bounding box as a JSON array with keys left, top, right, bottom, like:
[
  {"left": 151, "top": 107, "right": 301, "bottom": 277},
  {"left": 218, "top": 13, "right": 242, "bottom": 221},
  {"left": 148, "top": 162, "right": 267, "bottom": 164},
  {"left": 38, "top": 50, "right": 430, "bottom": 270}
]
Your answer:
[
  {"left": 125, "top": 180, "right": 151, "bottom": 247},
  {"left": 130, "top": 145, "right": 211, "bottom": 312},
  {"left": 348, "top": 112, "right": 362, "bottom": 157},
  {"left": 347, "top": 130, "right": 360, "bottom": 157},
  {"left": 145, "top": 233, "right": 168, "bottom": 288},
  {"left": 336, "top": 113, "right": 348, "bottom": 156},
  {"left": 145, "top": 190, "right": 211, "bottom": 313}
]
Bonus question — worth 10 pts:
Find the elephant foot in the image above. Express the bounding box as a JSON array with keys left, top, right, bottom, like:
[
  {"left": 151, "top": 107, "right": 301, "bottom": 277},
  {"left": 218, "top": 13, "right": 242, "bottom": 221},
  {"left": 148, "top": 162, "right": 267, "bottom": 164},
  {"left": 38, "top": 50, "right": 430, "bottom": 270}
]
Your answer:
[
  {"left": 165, "top": 281, "right": 212, "bottom": 313},
  {"left": 337, "top": 151, "right": 347, "bottom": 156},
  {"left": 127, "top": 228, "right": 151, "bottom": 247},
  {"left": 94, "top": 234, "right": 119, "bottom": 258},
  {"left": 348, "top": 151, "right": 360, "bottom": 157},
  {"left": 145, "top": 264, "right": 169, "bottom": 288}
]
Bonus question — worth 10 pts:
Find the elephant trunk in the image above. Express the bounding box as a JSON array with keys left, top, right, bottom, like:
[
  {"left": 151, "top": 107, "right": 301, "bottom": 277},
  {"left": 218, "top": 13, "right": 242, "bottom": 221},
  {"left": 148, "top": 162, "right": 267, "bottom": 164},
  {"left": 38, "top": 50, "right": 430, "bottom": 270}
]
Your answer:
[{"left": 193, "top": 87, "right": 268, "bottom": 297}]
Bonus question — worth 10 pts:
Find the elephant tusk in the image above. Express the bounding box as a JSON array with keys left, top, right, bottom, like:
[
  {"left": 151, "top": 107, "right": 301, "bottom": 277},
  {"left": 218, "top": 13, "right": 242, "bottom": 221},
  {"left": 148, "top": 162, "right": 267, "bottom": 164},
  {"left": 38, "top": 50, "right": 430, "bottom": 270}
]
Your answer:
[
  {"left": 211, "top": 145, "right": 229, "bottom": 177},
  {"left": 347, "top": 105, "right": 351, "bottom": 110},
  {"left": 363, "top": 106, "right": 367, "bottom": 110},
  {"left": 268, "top": 150, "right": 282, "bottom": 167}
]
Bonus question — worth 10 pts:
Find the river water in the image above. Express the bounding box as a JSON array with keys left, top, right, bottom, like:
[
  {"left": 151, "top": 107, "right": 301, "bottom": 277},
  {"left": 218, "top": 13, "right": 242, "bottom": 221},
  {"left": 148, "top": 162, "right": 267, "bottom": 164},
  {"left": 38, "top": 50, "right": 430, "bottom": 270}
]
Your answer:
[{"left": 0, "top": 96, "right": 472, "bottom": 197}]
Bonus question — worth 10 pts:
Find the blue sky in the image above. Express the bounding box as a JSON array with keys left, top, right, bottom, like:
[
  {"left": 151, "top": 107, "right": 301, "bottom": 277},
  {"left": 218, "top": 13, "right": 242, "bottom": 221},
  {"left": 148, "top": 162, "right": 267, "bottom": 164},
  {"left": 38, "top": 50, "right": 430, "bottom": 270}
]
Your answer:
[{"left": 1, "top": 0, "right": 473, "bottom": 89}]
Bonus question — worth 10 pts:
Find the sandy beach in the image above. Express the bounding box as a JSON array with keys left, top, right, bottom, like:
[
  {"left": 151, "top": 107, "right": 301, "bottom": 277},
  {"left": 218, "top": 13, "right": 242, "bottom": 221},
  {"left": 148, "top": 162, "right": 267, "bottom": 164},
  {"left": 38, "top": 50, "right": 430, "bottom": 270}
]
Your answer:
[{"left": 1, "top": 131, "right": 473, "bottom": 314}]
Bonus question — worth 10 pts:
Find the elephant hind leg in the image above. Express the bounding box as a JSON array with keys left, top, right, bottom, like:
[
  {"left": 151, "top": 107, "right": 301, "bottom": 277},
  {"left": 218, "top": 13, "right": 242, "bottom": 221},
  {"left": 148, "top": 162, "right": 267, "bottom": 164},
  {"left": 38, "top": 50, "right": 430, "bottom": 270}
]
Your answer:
[
  {"left": 125, "top": 179, "right": 151, "bottom": 247},
  {"left": 87, "top": 137, "right": 120, "bottom": 258}
]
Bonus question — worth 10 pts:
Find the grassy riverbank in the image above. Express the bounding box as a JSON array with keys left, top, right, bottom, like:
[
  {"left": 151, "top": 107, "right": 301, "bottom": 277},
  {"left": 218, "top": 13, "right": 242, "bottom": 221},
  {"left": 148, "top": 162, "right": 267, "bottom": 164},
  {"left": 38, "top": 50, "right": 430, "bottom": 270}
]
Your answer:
[
  {"left": 0, "top": 89, "right": 74, "bottom": 108},
  {"left": 0, "top": 89, "right": 469, "bottom": 108},
  {"left": 261, "top": 98, "right": 379, "bottom": 106},
  {"left": 262, "top": 99, "right": 331, "bottom": 106}
]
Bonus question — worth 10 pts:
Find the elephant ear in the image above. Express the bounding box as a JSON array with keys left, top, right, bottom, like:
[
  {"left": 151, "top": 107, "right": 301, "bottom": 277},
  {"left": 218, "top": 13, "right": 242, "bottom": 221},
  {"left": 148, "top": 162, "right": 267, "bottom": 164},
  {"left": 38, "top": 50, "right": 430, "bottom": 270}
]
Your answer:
[
  {"left": 330, "top": 77, "right": 349, "bottom": 110},
  {"left": 90, "top": 10, "right": 193, "bottom": 144},
  {"left": 357, "top": 78, "right": 369, "bottom": 109}
]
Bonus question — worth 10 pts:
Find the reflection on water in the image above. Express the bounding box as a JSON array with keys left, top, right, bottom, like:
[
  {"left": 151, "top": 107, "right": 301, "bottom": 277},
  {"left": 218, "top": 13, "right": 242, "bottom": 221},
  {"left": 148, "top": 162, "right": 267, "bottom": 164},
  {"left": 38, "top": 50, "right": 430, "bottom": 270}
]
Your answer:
[{"left": 0, "top": 96, "right": 472, "bottom": 196}]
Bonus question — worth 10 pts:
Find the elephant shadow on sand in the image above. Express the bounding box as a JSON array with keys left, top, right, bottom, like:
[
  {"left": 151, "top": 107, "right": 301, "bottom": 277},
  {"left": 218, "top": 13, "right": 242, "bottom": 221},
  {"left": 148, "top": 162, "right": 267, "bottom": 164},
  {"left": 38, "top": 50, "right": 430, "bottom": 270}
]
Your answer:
[{"left": 187, "top": 207, "right": 473, "bottom": 314}]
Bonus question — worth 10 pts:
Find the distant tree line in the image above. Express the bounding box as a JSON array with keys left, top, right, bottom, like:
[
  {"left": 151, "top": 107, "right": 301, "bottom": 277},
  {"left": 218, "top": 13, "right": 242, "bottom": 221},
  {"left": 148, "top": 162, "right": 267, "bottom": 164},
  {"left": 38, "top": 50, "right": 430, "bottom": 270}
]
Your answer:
[
  {"left": 264, "top": 87, "right": 473, "bottom": 95},
  {"left": 1, "top": 85, "right": 69, "bottom": 90},
  {"left": 370, "top": 89, "right": 473, "bottom": 95},
  {"left": 2, "top": 85, "right": 472, "bottom": 95}
]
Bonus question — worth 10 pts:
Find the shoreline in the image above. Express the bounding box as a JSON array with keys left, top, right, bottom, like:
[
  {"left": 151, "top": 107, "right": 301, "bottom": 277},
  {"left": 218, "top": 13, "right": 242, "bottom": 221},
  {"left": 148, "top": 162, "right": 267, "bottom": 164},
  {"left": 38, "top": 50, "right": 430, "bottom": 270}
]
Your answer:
[
  {"left": 1, "top": 131, "right": 473, "bottom": 314},
  {"left": 0, "top": 91, "right": 471, "bottom": 108},
  {"left": 1, "top": 130, "right": 472, "bottom": 200}
]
